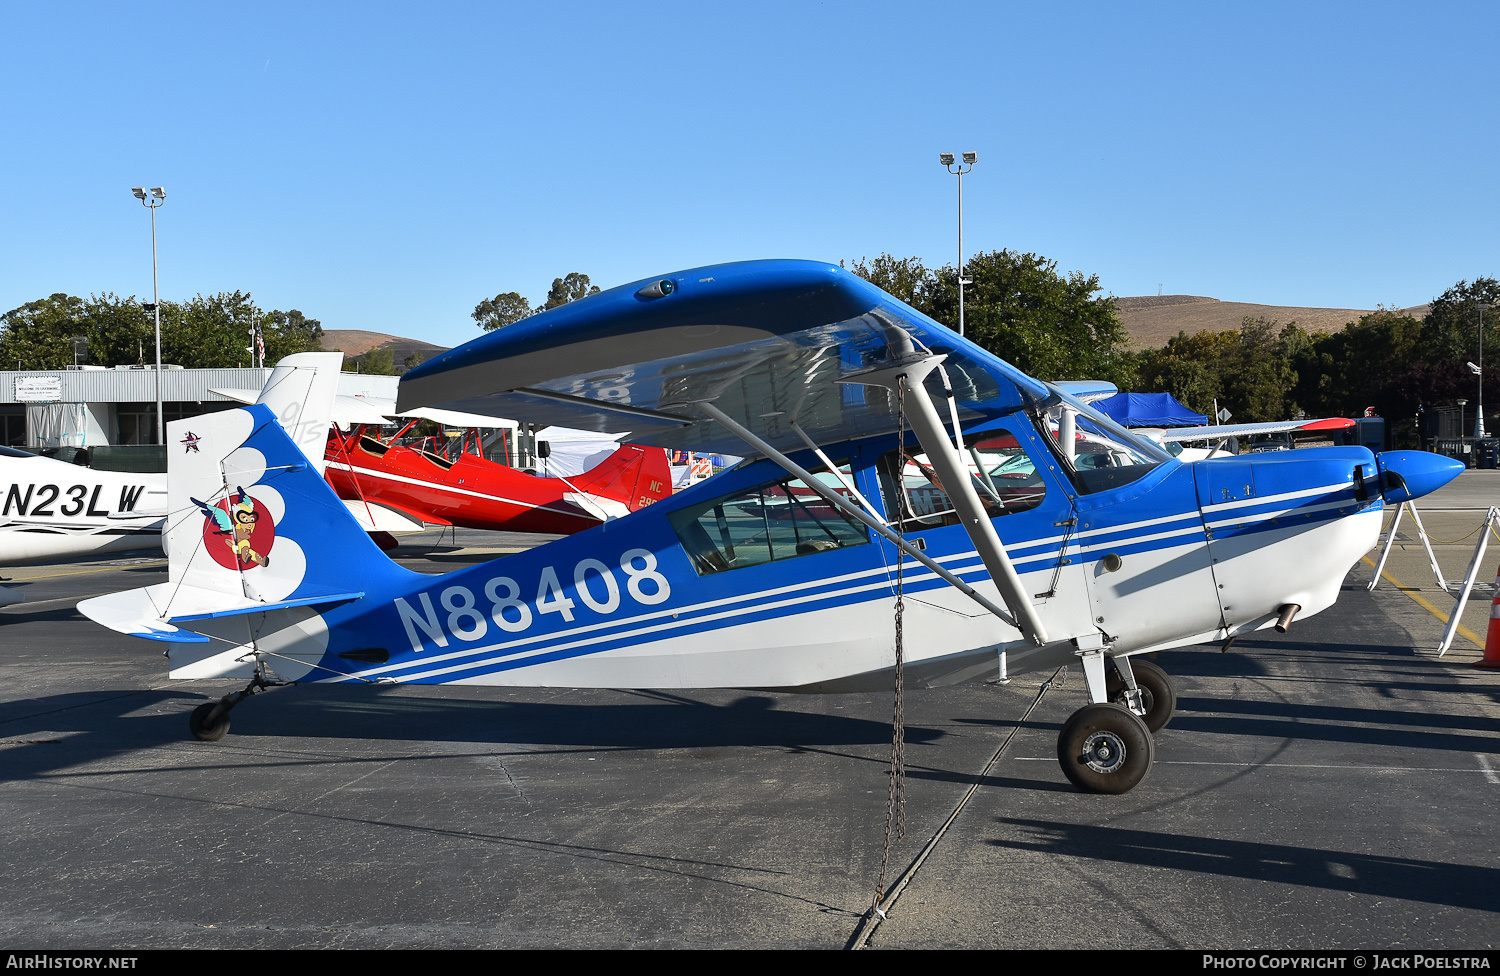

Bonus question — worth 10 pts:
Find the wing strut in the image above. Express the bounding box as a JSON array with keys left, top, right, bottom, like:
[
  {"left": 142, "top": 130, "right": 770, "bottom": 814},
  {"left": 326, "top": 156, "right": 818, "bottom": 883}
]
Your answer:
[
  {"left": 838, "top": 354, "right": 1050, "bottom": 647},
  {"left": 693, "top": 400, "right": 1023, "bottom": 631}
]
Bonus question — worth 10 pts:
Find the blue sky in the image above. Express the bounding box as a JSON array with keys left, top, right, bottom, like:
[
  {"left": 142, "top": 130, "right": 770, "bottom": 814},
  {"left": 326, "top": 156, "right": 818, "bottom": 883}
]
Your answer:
[{"left": 3, "top": 2, "right": 1497, "bottom": 347}]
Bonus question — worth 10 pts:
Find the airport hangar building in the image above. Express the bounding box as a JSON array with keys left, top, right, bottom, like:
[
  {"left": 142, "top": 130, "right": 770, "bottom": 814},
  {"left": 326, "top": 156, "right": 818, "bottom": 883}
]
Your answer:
[{"left": 0, "top": 366, "right": 397, "bottom": 449}]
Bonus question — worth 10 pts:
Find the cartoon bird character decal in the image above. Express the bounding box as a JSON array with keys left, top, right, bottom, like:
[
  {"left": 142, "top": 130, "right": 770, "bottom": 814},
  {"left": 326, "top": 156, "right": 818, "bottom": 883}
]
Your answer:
[{"left": 192, "top": 487, "right": 272, "bottom": 569}]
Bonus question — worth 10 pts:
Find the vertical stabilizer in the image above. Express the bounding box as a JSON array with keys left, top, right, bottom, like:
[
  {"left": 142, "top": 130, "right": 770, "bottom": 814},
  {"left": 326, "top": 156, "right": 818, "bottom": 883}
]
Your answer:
[
  {"left": 253, "top": 352, "right": 344, "bottom": 475},
  {"left": 571, "top": 445, "right": 674, "bottom": 511},
  {"left": 165, "top": 404, "right": 396, "bottom": 604}
]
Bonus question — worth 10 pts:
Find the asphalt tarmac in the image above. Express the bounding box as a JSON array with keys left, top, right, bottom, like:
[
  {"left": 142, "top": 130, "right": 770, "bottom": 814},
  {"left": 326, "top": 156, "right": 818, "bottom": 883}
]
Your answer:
[{"left": 1, "top": 491, "right": 1497, "bottom": 950}]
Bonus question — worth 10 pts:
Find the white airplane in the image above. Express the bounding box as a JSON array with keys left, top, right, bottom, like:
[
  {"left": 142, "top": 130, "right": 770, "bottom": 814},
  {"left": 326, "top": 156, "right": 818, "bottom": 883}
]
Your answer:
[
  {"left": 78, "top": 261, "right": 1462, "bottom": 794},
  {"left": 1136, "top": 417, "right": 1357, "bottom": 461},
  {"left": 0, "top": 353, "right": 341, "bottom": 606}
]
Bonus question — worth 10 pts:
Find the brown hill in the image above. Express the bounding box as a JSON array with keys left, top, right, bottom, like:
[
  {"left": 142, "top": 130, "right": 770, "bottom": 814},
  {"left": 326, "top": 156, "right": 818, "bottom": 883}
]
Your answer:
[
  {"left": 320, "top": 330, "right": 450, "bottom": 372},
  {"left": 1117, "top": 295, "right": 1432, "bottom": 350}
]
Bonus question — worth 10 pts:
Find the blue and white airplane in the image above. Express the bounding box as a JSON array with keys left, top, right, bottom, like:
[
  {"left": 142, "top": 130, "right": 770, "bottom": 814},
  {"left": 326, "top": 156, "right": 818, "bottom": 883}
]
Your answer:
[{"left": 79, "top": 261, "right": 1462, "bottom": 793}]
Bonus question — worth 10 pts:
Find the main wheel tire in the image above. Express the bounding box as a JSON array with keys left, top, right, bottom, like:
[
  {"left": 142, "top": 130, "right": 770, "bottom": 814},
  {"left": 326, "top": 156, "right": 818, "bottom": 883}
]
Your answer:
[
  {"left": 1056, "top": 702, "right": 1154, "bottom": 794},
  {"left": 189, "top": 702, "right": 230, "bottom": 742},
  {"left": 1106, "top": 657, "right": 1177, "bottom": 732}
]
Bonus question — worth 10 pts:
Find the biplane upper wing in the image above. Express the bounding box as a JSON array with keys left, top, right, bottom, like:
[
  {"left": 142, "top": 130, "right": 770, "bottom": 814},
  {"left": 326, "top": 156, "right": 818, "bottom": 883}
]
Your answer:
[
  {"left": 1157, "top": 417, "right": 1355, "bottom": 443},
  {"left": 397, "top": 260, "right": 1049, "bottom": 457}
]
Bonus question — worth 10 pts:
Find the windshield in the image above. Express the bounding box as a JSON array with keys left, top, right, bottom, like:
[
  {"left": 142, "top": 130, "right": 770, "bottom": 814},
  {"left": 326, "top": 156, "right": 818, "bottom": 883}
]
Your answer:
[{"left": 1031, "top": 384, "right": 1174, "bottom": 494}]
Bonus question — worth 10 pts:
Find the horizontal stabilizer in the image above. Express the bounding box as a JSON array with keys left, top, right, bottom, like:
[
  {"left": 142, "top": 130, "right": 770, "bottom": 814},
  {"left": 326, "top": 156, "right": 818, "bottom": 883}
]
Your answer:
[
  {"left": 167, "top": 590, "right": 364, "bottom": 623},
  {"left": 79, "top": 582, "right": 359, "bottom": 637},
  {"left": 341, "top": 499, "right": 430, "bottom": 533}
]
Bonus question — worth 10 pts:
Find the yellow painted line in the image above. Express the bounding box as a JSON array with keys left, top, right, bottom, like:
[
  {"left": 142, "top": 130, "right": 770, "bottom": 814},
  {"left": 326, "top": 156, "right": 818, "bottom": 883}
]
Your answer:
[
  {"left": 4, "top": 560, "right": 166, "bottom": 582},
  {"left": 1361, "top": 555, "right": 1484, "bottom": 649}
]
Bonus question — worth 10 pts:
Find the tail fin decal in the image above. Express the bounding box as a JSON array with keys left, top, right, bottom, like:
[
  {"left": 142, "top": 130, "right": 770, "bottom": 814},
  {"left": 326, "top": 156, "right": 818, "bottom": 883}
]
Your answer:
[
  {"left": 164, "top": 404, "right": 405, "bottom": 609},
  {"left": 570, "top": 445, "right": 673, "bottom": 512}
]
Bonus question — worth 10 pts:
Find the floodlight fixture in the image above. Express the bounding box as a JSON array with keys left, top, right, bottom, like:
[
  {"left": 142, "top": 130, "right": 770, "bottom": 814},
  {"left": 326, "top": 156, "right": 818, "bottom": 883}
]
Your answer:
[
  {"left": 939, "top": 150, "right": 977, "bottom": 335},
  {"left": 130, "top": 183, "right": 166, "bottom": 443},
  {"left": 1479, "top": 304, "right": 1491, "bottom": 437}
]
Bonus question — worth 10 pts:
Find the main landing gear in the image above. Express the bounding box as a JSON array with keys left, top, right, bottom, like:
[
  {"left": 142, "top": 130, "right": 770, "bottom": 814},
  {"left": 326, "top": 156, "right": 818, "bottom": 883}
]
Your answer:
[
  {"left": 187, "top": 671, "right": 283, "bottom": 742},
  {"left": 1056, "top": 651, "right": 1178, "bottom": 794},
  {"left": 1057, "top": 703, "right": 1153, "bottom": 794},
  {"left": 1106, "top": 657, "right": 1176, "bottom": 732}
]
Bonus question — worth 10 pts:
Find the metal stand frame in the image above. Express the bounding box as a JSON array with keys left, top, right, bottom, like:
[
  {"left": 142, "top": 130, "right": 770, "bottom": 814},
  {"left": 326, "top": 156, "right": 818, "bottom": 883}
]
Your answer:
[
  {"left": 1369, "top": 501, "right": 1449, "bottom": 593},
  {"left": 1437, "top": 506, "right": 1500, "bottom": 656}
]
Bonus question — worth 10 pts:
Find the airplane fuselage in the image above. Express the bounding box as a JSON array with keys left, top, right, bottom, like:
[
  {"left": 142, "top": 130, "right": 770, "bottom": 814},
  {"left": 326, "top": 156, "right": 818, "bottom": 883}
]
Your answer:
[
  {"left": 323, "top": 429, "right": 671, "bottom": 535},
  {"left": 0, "top": 450, "right": 164, "bottom": 565},
  {"left": 161, "top": 416, "right": 1383, "bottom": 691}
]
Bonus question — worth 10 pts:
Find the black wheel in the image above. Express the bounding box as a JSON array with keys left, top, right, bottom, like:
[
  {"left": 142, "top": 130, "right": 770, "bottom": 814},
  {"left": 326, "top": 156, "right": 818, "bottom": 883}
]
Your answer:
[
  {"left": 189, "top": 702, "right": 230, "bottom": 742},
  {"left": 1056, "top": 702, "right": 1154, "bottom": 794},
  {"left": 1106, "top": 657, "right": 1176, "bottom": 732}
]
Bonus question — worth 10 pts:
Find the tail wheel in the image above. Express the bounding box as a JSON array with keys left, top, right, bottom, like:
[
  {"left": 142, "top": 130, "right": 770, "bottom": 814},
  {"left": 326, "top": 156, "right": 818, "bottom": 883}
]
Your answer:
[
  {"left": 1106, "top": 657, "right": 1177, "bottom": 732},
  {"left": 1056, "top": 703, "right": 1154, "bottom": 794},
  {"left": 189, "top": 702, "right": 231, "bottom": 742}
]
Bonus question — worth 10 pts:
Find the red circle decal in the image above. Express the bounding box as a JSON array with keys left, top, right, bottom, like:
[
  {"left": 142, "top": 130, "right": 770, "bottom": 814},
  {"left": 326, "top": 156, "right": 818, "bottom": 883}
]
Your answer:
[{"left": 199, "top": 490, "right": 276, "bottom": 571}]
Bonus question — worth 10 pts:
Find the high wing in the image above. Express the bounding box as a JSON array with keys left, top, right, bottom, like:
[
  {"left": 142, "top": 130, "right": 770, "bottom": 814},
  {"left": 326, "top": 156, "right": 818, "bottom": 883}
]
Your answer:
[
  {"left": 398, "top": 260, "right": 1050, "bottom": 459},
  {"left": 1155, "top": 417, "right": 1355, "bottom": 443},
  {"left": 1054, "top": 380, "right": 1118, "bottom": 404}
]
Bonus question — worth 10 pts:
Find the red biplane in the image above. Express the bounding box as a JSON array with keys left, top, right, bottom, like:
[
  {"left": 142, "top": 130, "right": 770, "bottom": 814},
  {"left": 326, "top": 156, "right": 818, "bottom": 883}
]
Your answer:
[{"left": 325, "top": 424, "right": 673, "bottom": 537}]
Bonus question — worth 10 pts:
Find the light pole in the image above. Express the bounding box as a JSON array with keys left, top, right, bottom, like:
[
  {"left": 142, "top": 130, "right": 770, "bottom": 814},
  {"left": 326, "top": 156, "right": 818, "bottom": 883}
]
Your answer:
[
  {"left": 131, "top": 186, "right": 166, "bottom": 444},
  {"left": 1477, "top": 303, "right": 1490, "bottom": 438},
  {"left": 940, "top": 152, "right": 976, "bottom": 336}
]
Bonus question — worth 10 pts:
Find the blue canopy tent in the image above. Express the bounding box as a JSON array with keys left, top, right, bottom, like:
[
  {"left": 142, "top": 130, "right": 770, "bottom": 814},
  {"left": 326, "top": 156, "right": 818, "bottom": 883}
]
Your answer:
[{"left": 1095, "top": 392, "right": 1208, "bottom": 427}]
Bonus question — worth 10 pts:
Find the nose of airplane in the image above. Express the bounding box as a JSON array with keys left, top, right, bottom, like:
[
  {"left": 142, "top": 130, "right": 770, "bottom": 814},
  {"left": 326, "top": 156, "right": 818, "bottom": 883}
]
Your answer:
[{"left": 1376, "top": 450, "right": 1465, "bottom": 504}]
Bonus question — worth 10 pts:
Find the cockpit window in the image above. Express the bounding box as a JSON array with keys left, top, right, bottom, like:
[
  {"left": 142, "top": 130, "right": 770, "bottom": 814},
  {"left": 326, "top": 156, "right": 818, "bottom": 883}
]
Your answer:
[
  {"left": 668, "top": 464, "right": 868, "bottom": 575},
  {"left": 1029, "top": 385, "right": 1171, "bottom": 494},
  {"left": 876, "top": 428, "right": 1046, "bottom": 532}
]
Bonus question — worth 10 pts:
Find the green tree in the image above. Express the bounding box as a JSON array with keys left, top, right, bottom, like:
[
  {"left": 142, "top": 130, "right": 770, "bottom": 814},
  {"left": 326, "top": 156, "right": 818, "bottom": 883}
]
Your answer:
[
  {"left": 1136, "top": 318, "right": 1304, "bottom": 422},
  {"left": 846, "top": 255, "right": 937, "bottom": 309},
  {"left": 1421, "top": 277, "right": 1500, "bottom": 363},
  {"left": 542, "top": 272, "right": 600, "bottom": 310},
  {"left": 350, "top": 345, "right": 396, "bottom": 375},
  {"left": 260, "top": 309, "right": 325, "bottom": 360},
  {"left": 167, "top": 291, "right": 261, "bottom": 367},
  {"left": 473, "top": 272, "right": 602, "bottom": 331},
  {"left": 848, "top": 250, "right": 1134, "bottom": 388},
  {"left": 1, "top": 292, "right": 325, "bottom": 369},
  {"left": 473, "top": 291, "right": 533, "bottom": 331}
]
